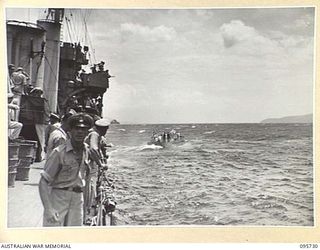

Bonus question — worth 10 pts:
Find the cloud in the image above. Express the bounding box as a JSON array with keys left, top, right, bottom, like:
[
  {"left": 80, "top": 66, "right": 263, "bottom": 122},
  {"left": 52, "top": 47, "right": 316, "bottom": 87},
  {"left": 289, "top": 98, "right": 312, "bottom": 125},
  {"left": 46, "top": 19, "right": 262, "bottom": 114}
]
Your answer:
[
  {"left": 219, "top": 19, "right": 314, "bottom": 63},
  {"left": 85, "top": 12, "right": 314, "bottom": 123},
  {"left": 294, "top": 14, "right": 313, "bottom": 29},
  {"left": 120, "top": 23, "right": 177, "bottom": 42},
  {"left": 283, "top": 12, "right": 314, "bottom": 35},
  {"left": 220, "top": 20, "right": 258, "bottom": 48}
]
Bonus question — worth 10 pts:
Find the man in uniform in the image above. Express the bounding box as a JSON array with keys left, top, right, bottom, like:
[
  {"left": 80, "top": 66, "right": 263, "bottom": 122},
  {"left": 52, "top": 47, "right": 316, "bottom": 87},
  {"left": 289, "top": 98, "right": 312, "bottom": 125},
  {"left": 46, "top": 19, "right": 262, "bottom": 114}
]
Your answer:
[
  {"left": 39, "top": 113, "right": 93, "bottom": 227},
  {"left": 11, "top": 67, "right": 29, "bottom": 120},
  {"left": 8, "top": 93, "right": 23, "bottom": 141},
  {"left": 84, "top": 118, "right": 111, "bottom": 221},
  {"left": 44, "top": 113, "right": 61, "bottom": 153},
  {"left": 46, "top": 111, "right": 76, "bottom": 157}
]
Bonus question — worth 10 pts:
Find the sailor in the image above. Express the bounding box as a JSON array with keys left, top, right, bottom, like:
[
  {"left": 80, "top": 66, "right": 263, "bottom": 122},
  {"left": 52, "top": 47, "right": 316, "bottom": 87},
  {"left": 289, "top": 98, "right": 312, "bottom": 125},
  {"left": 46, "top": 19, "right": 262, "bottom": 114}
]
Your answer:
[
  {"left": 11, "top": 67, "right": 28, "bottom": 96},
  {"left": 39, "top": 113, "right": 93, "bottom": 227},
  {"left": 176, "top": 132, "right": 183, "bottom": 141},
  {"left": 68, "top": 95, "right": 79, "bottom": 111},
  {"left": 166, "top": 132, "right": 171, "bottom": 142},
  {"left": 46, "top": 112, "right": 74, "bottom": 157},
  {"left": 8, "top": 93, "right": 23, "bottom": 141},
  {"left": 44, "top": 113, "right": 61, "bottom": 153},
  {"left": 98, "top": 61, "right": 105, "bottom": 72},
  {"left": 29, "top": 87, "right": 44, "bottom": 97},
  {"left": 84, "top": 118, "right": 111, "bottom": 220},
  {"left": 11, "top": 67, "right": 28, "bottom": 119},
  {"left": 91, "top": 64, "right": 97, "bottom": 74}
]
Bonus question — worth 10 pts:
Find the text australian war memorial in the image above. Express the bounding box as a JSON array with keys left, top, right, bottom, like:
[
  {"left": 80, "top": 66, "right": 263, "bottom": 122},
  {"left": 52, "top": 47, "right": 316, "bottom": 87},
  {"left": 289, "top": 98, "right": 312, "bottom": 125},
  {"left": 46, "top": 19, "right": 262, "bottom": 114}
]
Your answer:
[{"left": 7, "top": 8, "right": 116, "bottom": 227}]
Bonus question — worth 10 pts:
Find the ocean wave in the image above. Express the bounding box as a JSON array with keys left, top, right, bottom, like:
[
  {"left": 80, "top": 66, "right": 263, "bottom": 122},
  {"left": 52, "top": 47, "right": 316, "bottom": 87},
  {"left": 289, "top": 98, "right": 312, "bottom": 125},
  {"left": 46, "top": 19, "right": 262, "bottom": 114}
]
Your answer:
[
  {"left": 216, "top": 176, "right": 231, "bottom": 182},
  {"left": 138, "top": 144, "right": 163, "bottom": 151},
  {"left": 250, "top": 201, "right": 288, "bottom": 211},
  {"left": 196, "top": 148, "right": 220, "bottom": 154},
  {"left": 222, "top": 162, "right": 244, "bottom": 170},
  {"left": 203, "top": 131, "right": 215, "bottom": 134},
  {"left": 177, "top": 142, "right": 194, "bottom": 150},
  {"left": 105, "top": 123, "right": 312, "bottom": 226}
]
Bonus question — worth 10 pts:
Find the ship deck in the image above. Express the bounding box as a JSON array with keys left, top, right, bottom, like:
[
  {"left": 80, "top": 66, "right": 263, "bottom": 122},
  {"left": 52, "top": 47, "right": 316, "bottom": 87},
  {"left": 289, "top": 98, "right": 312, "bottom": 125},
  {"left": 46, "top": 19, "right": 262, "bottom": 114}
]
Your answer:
[
  {"left": 7, "top": 160, "right": 120, "bottom": 228},
  {"left": 7, "top": 161, "right": 44, "bottom": 228}
]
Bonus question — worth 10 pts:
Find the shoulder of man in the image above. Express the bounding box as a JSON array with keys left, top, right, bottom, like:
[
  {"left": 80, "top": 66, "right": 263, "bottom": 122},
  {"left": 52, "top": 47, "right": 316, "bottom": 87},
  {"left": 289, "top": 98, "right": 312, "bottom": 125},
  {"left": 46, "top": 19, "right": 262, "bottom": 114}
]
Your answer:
[
  {"left": 51, "top": 127, "right": 66, "bottom": 137},
  {"left": 53, "top": 141, "right": 68, "bottom": 153},
  {"left": 88, "top": 128, "right": 99, "bottom": 135}
]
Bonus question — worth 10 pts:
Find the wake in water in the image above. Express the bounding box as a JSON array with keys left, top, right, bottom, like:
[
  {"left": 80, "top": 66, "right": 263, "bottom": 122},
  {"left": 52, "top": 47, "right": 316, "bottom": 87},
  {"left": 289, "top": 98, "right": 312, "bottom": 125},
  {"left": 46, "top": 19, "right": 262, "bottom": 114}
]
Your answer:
[
  {"left": 106, "top": 123, "right": 313, "bottom": 226},
  {"left": 139, "top": 144, "right": 163, "bottom": 151},
  {"left": 204, "top": 131, "right": 215, "bottom": 134}
]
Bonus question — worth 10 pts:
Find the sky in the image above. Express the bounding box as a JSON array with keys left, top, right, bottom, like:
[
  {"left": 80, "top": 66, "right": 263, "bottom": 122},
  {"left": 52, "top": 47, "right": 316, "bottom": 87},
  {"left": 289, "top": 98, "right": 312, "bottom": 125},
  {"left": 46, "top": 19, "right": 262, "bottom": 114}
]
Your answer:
[{"left": 6, "top": 7, "right": 315, "bottom": 124}]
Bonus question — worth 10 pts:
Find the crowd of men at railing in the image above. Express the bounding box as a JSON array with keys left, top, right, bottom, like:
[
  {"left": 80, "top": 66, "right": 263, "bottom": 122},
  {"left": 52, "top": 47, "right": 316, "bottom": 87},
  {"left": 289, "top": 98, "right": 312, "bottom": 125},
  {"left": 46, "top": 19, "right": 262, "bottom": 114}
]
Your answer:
[
  {"left": 39, "top": 111, "right": 114, "bottom": 227},
  {"left": 7, "top": 63, "right": 115, "bottom": 227}
]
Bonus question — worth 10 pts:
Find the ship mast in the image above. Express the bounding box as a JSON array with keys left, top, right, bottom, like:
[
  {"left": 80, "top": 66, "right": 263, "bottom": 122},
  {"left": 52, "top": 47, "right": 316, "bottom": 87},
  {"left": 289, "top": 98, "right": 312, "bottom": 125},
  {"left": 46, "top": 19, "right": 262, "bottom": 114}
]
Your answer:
[
  {"left": 56, "top": 10, "right": 111, "bottom": 118},
  {"left": 37, "top": 8, "right": 64, "bottom": 113}
]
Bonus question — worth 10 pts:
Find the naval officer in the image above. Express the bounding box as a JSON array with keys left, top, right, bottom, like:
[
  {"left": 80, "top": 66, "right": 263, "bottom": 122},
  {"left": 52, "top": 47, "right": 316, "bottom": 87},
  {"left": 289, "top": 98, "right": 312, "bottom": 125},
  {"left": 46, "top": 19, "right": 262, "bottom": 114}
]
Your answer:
[{"left": 39, "top": 113, "right": 93, "bottom": 227}]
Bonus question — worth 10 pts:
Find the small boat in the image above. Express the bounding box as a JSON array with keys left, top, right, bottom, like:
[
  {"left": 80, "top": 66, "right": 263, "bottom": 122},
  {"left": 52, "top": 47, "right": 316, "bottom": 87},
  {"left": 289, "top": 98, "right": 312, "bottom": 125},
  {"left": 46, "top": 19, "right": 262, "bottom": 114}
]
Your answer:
[{"left": 148, "top": 130, "right": 185, "bottom": 147}]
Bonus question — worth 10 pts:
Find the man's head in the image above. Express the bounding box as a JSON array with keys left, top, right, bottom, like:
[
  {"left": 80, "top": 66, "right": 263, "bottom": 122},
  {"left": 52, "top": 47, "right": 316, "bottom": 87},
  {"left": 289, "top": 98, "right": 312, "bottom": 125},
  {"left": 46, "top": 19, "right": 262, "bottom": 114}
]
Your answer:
[
  {"left": 49, "top": 113, "right": 60, "bottom": 124},
  {"left": 95, "top": 118, "right": 111, "bottom": 136},
  {"left": 8, "top": 64, "right": 15, "bottom": 75},
  {"left": 60, "top": 109, "right": 76, "bottom": 131},
  {"left": 68, "top": 113, "right": 93, "bottom": 145}
]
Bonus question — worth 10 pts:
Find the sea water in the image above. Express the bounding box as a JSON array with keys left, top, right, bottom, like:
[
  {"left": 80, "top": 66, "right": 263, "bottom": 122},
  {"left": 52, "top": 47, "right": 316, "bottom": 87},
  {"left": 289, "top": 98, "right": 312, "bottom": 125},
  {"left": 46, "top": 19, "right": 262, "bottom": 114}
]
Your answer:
[{"left": 105, "top": 123, "right": 313, "bottom": 226}]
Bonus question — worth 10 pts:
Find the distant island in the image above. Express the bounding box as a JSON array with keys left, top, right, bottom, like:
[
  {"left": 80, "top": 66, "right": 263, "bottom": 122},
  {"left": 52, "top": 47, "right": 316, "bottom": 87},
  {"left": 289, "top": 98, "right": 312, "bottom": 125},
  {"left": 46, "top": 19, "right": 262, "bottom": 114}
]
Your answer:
[
  {"left": 260, "top": 114, "right": 312, "bottom": 123},
  {"left": 110, "top": 119, "right": 120, "bottom": 124}
]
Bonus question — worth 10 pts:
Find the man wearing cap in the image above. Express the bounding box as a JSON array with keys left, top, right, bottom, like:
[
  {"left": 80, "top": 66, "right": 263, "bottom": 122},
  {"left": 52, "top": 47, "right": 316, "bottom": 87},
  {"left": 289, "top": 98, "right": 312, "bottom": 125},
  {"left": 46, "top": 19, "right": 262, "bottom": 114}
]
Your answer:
[
  {"left": 44, "top": 113, "right": 61, "bottom": 154},
  {"left": 11, "top": 67, "right": 28, "bottom": 96},
  {"left": 46, "top": 112, "right": 73, "bottom": 157},
  {"left": 39, "top": 113, "right": 93, "bottom": 227},
  {"left": 8, "top": 93, "right": 23, "bottom": 141},
  {"left": 11, "top": 67, "right": 29, "bottom": 119},
  {"left": 84, "top": 118, "right": 111, "bottom": 220}
]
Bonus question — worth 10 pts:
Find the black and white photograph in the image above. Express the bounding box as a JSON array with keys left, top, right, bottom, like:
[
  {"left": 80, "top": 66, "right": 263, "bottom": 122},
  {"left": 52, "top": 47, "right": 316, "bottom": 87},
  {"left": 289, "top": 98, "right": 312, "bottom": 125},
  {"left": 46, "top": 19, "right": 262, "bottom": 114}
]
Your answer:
[{"left": 5, "top": 4, "right": 315, "bottom": 234}]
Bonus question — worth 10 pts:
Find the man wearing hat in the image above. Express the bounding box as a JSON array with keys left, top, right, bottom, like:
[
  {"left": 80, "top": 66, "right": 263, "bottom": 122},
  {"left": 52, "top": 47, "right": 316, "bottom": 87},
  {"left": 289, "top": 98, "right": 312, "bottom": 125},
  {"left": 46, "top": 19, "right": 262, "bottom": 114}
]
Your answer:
[
  {"left": 11, "top": 67, "right": 28, "bottom": 95},
  {"left": 44, "top": 113, "right": 61, "bottom": 154},
  {"left": 46, "top": 112, "right": 73, "bottom": 157},
  {"left": 84, "top": 118, "right": 112, "bottom": 220},
  {"left": 8, "top": 93, "right": 23, "bottom": 141},
  {"left": 39, "top": 113, "right": 93, "bottom": 227},
  {"left": 11, "top": 67, "right": 29, "bottom": 119}
]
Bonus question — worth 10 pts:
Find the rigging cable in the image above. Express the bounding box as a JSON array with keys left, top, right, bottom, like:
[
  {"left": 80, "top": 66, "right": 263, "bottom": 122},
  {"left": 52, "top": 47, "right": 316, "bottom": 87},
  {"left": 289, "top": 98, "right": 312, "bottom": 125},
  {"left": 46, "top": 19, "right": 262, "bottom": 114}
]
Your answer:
[
  {"left": 82, "top": 10, "right": 97, "bottom": 63},
  {"left": 64, "top": 16, "right": 73, "bottom": 42},
  {"left": 75, "top": 10, "right": 81, "bottom": 43},
  {"left": 67, "top": 10, "right": 78, "bottom": 43}
]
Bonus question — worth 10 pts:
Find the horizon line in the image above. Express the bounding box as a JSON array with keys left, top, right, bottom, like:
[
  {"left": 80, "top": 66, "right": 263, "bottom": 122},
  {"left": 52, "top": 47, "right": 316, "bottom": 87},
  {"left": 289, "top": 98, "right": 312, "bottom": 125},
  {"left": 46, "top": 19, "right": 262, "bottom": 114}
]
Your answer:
[{"left": 111, "top": 121, "right": 313, "bottom": 125}]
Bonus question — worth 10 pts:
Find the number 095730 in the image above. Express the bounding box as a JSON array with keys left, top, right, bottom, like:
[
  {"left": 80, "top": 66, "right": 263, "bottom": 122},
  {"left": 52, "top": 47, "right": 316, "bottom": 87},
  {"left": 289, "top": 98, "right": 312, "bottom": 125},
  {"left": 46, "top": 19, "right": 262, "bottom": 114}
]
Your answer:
[{"left": 300, "top": 244, "right": 318, "bottom": 248}]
